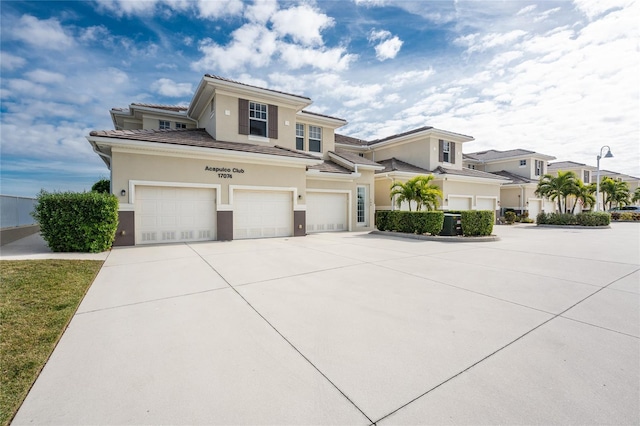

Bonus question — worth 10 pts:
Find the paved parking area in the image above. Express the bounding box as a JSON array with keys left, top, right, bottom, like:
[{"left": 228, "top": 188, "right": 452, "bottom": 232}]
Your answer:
[{"left": 12, "top": 223, "right": 640, "bottom": 425}]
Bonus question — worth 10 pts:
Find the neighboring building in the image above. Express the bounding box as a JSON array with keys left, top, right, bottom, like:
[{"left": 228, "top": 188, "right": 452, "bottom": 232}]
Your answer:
[
  {"left": 88, "top": 75, "right": 382, "bottom": 246},
  {"left": 463, "top": 149, "right": 556, "bottom": 216},
  {"left": 336, "top": 127, "right": 508, "bottom": 213},
  {"left": 594, "top": 170, "right": 640, "bottom": 204}
]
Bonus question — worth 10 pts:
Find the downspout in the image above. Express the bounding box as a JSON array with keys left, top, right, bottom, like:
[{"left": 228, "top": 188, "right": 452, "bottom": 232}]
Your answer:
[
  {"left": 520, "top": 185, "right": 525, "bottom": 214},
  {"left": 387, "top": 175, "right": 395, "bottom": 211}
]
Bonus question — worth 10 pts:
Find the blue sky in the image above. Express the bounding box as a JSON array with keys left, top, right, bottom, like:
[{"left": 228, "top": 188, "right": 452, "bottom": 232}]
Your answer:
[{"left": 1, "top": 0, "right": 638, "bottom": 197}]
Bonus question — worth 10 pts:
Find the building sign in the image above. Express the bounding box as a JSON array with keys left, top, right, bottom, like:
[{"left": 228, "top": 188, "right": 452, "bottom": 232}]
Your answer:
[{"left": 205, "top": 166, "right": 245, "bottom": 179}]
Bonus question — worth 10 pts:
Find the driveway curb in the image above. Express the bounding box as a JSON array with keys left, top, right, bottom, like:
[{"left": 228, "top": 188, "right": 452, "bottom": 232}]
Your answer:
[{"left": 370, "top": 230, "right": 500, "bottom": 242}]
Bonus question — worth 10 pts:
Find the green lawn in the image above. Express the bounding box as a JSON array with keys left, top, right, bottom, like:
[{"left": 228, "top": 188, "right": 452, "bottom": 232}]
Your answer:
[{"left": 0, "top": 259, "right": 103, "bottom": 426}]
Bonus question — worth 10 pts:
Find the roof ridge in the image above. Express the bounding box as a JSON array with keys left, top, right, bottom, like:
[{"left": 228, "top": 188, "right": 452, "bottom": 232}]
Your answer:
[{"left": 205, "top": 74, "right": 311, "bottom": 101}]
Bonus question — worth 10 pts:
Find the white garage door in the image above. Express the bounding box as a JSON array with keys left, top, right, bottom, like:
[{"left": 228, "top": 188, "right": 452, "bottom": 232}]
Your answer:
[
  {"left": 234, "top": 191, "right": 293, "bottom": 239},
  {"left": 476, "top": 197, "right": 495, "bottom": 211},
  {"left": 306, "top": 192, "right": 348, "bottom": 233},
  {"left": 448, "top": 196, "right": 472, "bottom": 210},
  {"left": 135, "top": 186, "right": 216, "bottom": 245},
  {"left": 528, "top": 199, "right": 542, "bottom": 218}
]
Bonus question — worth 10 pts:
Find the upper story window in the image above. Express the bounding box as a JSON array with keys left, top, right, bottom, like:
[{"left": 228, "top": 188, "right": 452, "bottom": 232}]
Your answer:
[
  {"left": 175, "top": 122, "right": 186, "bottom": 129},
  {"left": 249, "top": 102, "right": 268, "bottom": 137},
  {"left": 535, "top": 160, "right": 544, "bottom": 176},
  {"left": 296, "top": 124, "right": 304, "bottom": 150},
  {"left": 309, "top": 126, "right": 322, "bottom": 152},
  {"left": 583, "top": 170, "right": 590, "bottom": 183},
  {"left": 239, "top": 99, "right": 278, "bottom": 139},
  {"left": 467, "top": 164, "right": 476, "bottom": 170},
  {"left": 358, "top": 153, "right": 364, "bottom": 158},
  {"left": 159, "top": 120, "right": 171, "bottom": 130},
  {"left": 519, "top": 159, "right": 527, "bottom": 167},
  {"left": 440, "top": 140, "right": 452, "bottom": 163}
]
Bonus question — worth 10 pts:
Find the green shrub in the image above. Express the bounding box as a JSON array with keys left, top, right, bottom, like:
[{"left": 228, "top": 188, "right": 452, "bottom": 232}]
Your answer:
[
  {"left": 576, "top": 212, "right": 610, "bottom": 226},
  {"left": 504, "top": 211, "right": 516, "bottom": 224},
  {"left": 536, "top": 213, "right": 577, "bottom": 225},
  {"left": 460, "top": 210, "right": 494, "bottom": 236},
  {"left": 375, "top": 211, "right": 444, "bottom": 235},
  {"left": 32, "top": 191, "right": 119, "bottom": 253},
  {"left": 610, "top": 212, "right": 640, "bottom": 221},
  {"left": 91, "top": 179, "right": 111, "bottom": 194}
]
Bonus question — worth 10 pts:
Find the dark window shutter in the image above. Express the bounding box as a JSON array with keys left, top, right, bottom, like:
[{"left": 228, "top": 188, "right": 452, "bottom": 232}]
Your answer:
[
  {"left": 268, "top": 104, "right": 278, "bottom": 139},
  {"left": 238, "top": 99, "right": 249, "bottom": 135},
  {"left": 450, "top": 142, "right": 456, "bottom": 164},
  {"left": 439, "top": 139, "right": 444, "bottom": 162}
]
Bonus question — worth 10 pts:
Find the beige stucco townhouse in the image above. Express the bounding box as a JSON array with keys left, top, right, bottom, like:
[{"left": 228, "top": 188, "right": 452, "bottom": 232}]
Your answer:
[
  {"left": 335, "top": 128, "right": 509, "bottom": 213},
  {"left": 464, "top": 149, "right": 556, "bottom": 217},
  {"left": 88, "top": 75, "right": 382, "bottom": 246}
]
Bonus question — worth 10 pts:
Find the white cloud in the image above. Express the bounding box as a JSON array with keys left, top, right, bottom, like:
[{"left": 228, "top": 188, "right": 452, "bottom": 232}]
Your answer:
[
  {"left": 12, "top": 15, "right": 75, "bottom": 50},
  {"left": 389, "top": 69, "right": 435, "bottom": 87},
  {"left": 455, "top": 30, "right": 528, "bottom": 54},
  {"left": 0, "top": 52, "right": 26, "bottom": 70},
  {"left": 25, "top": 69, "right": 66, "bottom": 84},
  {"left": 279, "top": 44, "right": 356, "bottom": 71},
  {"left": 516, "top": 5, "right": 537, "bottom": 15},
  {"left": 572, "top": 0, "right": 634, "bottom": 20},
  {"left": 151, "top": 78, "right": 193, "bottom": 97},
  {"left": 271, "top": 4, "right": 335, "bottom": 46},
  {"left": 368, "top": 29, "right": 403, "bottom": 61},
  {"left": 196, "top": 0, "right": 243, "bottom": 19},
  {"left": 245, "top": 0, "right": 278, "bottom": 23},
  {"left": 6, "top": 79, "right": 48, "bottom": 96}
]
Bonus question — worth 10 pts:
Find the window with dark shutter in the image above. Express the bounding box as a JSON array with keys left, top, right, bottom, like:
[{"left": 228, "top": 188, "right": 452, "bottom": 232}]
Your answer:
[
  {"left": 450, "top": 142, "right": 456, "bottom": 164},
  {"left": 238, "top": 99, "right": 249, "bottom": 135},
  {"left": 439, "top": 139, "right": 444, "bottom": 162},
  {"left": 268, "top": 104, "right": 278, "bottom": 139}
]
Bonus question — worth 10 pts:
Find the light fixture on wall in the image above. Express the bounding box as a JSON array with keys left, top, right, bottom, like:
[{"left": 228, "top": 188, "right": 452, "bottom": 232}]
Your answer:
[
  {"left": 444, "top": 198, "right": 448, "bottom": 202},
  {"left": 298, "top": 194, "right": 303, "bottom": 200},
  {"left": 120, "top": 189, "right": 126, "bottom": 196}
]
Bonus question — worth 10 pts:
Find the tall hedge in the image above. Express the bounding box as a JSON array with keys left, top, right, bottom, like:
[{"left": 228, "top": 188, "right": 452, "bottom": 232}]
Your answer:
[
  {"left": 375, "top": 211, "right": 444, "bottom": 235},
  {"left": 32, "top": 191, "right": 119, "bottom": 253},
  {"left": 460, "top": 210, "right": 494, "bottom": 236}
]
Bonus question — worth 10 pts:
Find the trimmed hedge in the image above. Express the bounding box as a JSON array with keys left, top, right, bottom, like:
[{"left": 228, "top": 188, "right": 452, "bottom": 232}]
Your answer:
[
  {"left": 375, "top": 211, "right": 444, "bottom": 235},
  {"left": 536, "top": 212, "right": 610, "bottom": 226},
  {"left": 32, "top": 191, "right": 119, "bottom": 253},
  {"left": 460, "top": 210, "right": 494, "bottom": 236},
  {"left": 611, "top": 212, "right": 640, "bottom": 221}
]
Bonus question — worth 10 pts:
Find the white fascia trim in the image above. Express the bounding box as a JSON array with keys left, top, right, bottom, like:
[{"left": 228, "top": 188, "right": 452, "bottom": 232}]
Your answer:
[
  {"left": 356, "top": 164, "right": 385, "bottom": 171},
  {"left": 372, "top": 128, "right": 474, "bottom": 150},
  {"left": 128, "top": 181, "right": 222, "bottom": 206},
  {"left": 327, "top": 152, "right": 355, "bottom": 170},
  {"left": 88, "top": 136, "right": 323, "bottom": 167},
  {"left": 334, "top": 143, "right": 369, "bottom": 152},
  {"left": 130, "top": 105, "right": 193, "bottom": 120},
  {"left": 436, "top": 173, "right": 510, "bottom": 185},
  {"left": 228, "top": 184, "right": 303, "bottom": 210},
  {"left": 297, "top": 111, "right": 347, "bottom": 128},
  {"left": 374, "top": 171, "right": 427, "bottom": 180},
  {"left": 306, "top": 170, "right": 361, "bottom": 181},
  {"left": 206, "top": 76, "right": 312, "bottom": 109}
]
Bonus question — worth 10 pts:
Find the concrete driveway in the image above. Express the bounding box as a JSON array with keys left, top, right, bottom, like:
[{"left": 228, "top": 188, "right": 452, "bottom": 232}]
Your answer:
[{"left": 12, "top": 224, "right": 640, "bottom": 425}]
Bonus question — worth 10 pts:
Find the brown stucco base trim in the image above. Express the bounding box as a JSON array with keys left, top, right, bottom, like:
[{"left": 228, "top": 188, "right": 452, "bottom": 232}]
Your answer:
[
  {"left": 217, "top": 211, "right": 233, "bottom": 241},
  {"left": 294, "top": 210, "right": 306, "bottom": 237},
  {"left": 113, "top": 211, "right": 135, "bottom": 246}
]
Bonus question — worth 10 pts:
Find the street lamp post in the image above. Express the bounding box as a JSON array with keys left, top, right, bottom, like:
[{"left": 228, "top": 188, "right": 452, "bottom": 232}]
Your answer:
[{"left": 595, "top": 145, "right": 613, "bottom": 212}]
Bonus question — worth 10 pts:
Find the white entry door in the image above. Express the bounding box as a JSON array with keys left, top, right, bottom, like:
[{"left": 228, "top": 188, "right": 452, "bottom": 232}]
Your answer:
[
  {"left": 233, "top": 191, "right": 293, "bottom": 239},
  {"left": 135, "top": 186, "right": 216, "bottom": 245},
  {"left": 306, "top": 192, "right": 348, "bottom": 233}
]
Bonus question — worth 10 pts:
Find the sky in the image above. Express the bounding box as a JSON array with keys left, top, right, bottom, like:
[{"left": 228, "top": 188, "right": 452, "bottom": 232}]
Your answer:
[{"left": 1, "top": 0, "right": 638, "bottom": 197}]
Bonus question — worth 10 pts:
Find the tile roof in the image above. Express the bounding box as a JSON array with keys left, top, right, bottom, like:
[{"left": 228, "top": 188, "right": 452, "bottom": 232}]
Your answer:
[
  {"left": 89, "top": 128, "right": 320, "bottom": 160},
  {"left": 547, "top": 161, "right": 591, "bottom": 170},
  {"left": 375, "top": 158, "right": 431, "bottom": 174},
  {"left": 332, "top": 150, "right": 381, "bottom": 167},
  {"left": 369, "top": 126, "right": 435, "bottom": 145},
  {"left": 130, "top": 103, "right": 188, "bottom": 112},
  {"left": 300, "top": 110, "right": 346, "bottom": 122},
  {"left": 205, "top": 74, "right": 311, "bottom": 101},
  {"left": 490, "top": 170, "right": 537, "bottom": 184},
  {"left": 335, "top": 133, "right": 369, "bottom": 146},
  {"left": 434, "top": 166, "right": 507, "bottom": 180},
  {"left": 307, "top": 160, "right": 352, "bottom": 174},
  {"left": 464, "top": 149, "right": 537, "bottom": 161}
]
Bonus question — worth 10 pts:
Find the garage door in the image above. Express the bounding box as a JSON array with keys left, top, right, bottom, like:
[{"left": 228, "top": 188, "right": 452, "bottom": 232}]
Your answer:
[
  {"left": 476, "top": 197, "right": 495, "bottom": 211},
  {"left": 135, "top": 186, "right": 216, "bottom": 245},
  {"left": 448, "top": 196, "right": 472, "bottom": 210},
  {"left": 306, "top": 192, "right": 348, "bottom": 233},
  {"left": 234, "top": 191, "right": 293, "bottom": 239},
  {"left": 528, "top": 199, "right": 542, "bottom": 218}
]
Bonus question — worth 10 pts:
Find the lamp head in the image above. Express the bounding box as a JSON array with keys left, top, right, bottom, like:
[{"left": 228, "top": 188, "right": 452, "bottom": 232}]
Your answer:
[{"left": 604, "top": 149, "right": 613, "bottom": 158}]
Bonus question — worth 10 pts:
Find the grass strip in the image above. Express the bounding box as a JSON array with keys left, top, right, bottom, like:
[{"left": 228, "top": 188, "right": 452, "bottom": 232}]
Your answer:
[{"left": 0, "top": 259, "right": 103, "bottom": 426}]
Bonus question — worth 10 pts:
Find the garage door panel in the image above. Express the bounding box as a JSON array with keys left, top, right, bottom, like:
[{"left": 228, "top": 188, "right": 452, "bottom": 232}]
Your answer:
[
  {"left": 476, "top": 198, "right": 495, "bottom": 211},
  {"left": 135, "top": 186, "right": 216, "bottom": 245},
  {"left": 448, "top": 197, "right": 472, "bottom": 210},
  {"left": 233, "top": 191, "right": 293, "bottom": 240},
  {"left": 307, "top": 193, "right": 348, "bottom": 233}
]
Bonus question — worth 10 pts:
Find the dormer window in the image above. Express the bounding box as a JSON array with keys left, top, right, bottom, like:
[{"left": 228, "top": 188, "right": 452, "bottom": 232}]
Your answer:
[
  {"left": 439, "top": 140, "right": 455, "bottom": 164},
  {"left": 249, "top": 102, "right": 268, "bottom": 137},
  {"left": 535, "top": 160, "right": 544, "bottom": 176},
  {"left": 175, "top": 122, "right": 186, "bottom": 129},
  {"left": 296, "top": 124, "right": 304, "bottom": 150},
  {"left": 583, "top": 170, "right": 590, "bottom": 183},
  {"left": 159, "top": 120, "right": 171, "bottom": 130},
  {"left": 519, "top": 159, "right": 527, "bottom": 167}
]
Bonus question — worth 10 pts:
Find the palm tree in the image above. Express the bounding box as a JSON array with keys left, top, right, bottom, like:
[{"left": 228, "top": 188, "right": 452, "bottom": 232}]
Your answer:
[
  {"left": 571, "top": 180, "right": 596, "bottom": 213},
  {"left": 390, "top": 175, "right": 443, "bottom": 211},
  {"left": 535, "top": 171, "right": 579, "bottom": 213},
  {"left": 600, "top": 177, "right": 630, "bottom": 210},
  {"left": 632, "top": 187, "right": 640, "bottom": 204}
]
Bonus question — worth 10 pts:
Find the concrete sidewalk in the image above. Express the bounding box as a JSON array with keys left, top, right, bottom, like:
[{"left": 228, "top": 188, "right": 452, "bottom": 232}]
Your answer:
[
  {"left": 0, "top": 233, "right": 109, "bottom": 261},
  {"left": 10, "top": 223, "right": 640, "bottom": 425}
]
